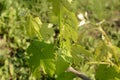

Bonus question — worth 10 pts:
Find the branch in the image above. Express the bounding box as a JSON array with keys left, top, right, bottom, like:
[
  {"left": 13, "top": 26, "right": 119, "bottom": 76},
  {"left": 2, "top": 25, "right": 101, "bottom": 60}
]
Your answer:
[{"left": 67, "top": 67, "right": 91, "bottom": 80}]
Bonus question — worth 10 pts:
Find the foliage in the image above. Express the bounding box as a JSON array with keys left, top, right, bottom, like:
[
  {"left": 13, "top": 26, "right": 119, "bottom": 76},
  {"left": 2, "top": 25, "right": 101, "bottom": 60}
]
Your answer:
[
  {"left": 25, "top": 0, "right": 120, "bottom": 80},
  {"left": 0, "top": 0, "right": 120, "bottom": 80}
]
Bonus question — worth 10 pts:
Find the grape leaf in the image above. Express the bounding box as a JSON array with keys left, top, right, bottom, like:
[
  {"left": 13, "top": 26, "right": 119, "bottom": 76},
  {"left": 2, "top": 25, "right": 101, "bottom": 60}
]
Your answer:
[
  {"left": 25, "top": 15, "right": 42, "bottom": 39},
  {"left": 95, "top": 64, "right": 120, "bottom": 80},
  {"left": 55, "top": 56, "right": 69, "bottom": 75},
  {"left": 27, "top": 40, "right": 55, "bottom": 73},
  {"left": 40, "top": 59, "right": 55, "bottom": 76},
  {"left": 57, "top": 72, "right": 75, "bottom": 80},
  {"left": 71, "top": 44, "right": 91, "bottom": 56},
  {"left": 71, "top": 44, "right": 91, "bottom": 65},
  {"left": 47, "top": 0, "right": 60, "bottom": 16},
  {"left": 40, "top": 23, "right": 54, "bottom": 41}
]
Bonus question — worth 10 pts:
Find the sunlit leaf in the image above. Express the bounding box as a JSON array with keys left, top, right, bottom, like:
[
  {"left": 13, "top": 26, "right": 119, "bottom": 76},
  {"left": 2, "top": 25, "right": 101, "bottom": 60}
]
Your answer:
[
  {"left": 40, "top": 59, "right": 55, "bottom": 76},
  {"left": 55, "top": 56, "right": 69, "bottom": 75},
  {"left": 25, "top": 15, "right": 42, "bottom": 39},
  {"left": 40, "top": 23, "right": 54, "bottom": 41}
]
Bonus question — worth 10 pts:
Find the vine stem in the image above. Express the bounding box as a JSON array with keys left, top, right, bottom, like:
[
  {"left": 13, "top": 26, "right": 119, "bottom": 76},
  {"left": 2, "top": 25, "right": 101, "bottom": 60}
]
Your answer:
[
  {"left": 98, "top": 26, "right": 110, "bottom": 44},
  {"left": 98, "top": 26, "right": 119, "bottom": 65},
  {"left": 67, "top": 67, "right": 91, "bottom": 80}
]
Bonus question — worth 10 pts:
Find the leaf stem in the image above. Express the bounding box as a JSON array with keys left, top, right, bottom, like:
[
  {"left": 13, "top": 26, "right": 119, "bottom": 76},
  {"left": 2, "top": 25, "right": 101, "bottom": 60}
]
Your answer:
[{"left": 67, "top": 67, "right": 91, "bottom": 80}]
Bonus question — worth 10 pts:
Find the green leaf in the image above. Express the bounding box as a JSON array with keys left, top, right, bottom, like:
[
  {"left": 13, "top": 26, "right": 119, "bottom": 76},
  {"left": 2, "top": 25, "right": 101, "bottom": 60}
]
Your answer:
[
  {"left": 27, "top": 40, "right": 55, "bottom": 72},
  {"left": 26, "top": 15, "right": 36, "bottom": 38},
  {"left": 40, "top": 23, "right": 54, "bottom": 41},
  {"left": 60, "top": 5, "right": 78, "bottom": 29},
  {"left": 55, "top": 56, "right": 69, "bottom": 75},
  {"left": 25, "top": 15, "right": 42, "bottom": 39},
  {"left": 57, "top": 72, "right": 75, "bottom": 80},
  {"left": 47, "top": 0, "right": 60, "bottom": 16},
  {"left": 71, "top": 44, "right": 91, "bottom": 65},
  {"left": 95, "top": 64, "right": 120, "bottom": 80},
  {"left": 108, "top": 45, "right": 120, "bottom": 64},
  {"left": 59, "top": 5, "right": 78, "bottom": 53},
  {"left": 34, "top": 17, "right": 42, "bottom": 28},
  {"left": 71, "top": 44, "right": 91, "bottom": 56},
  {"left": 40, "top": 59, "right": 55, "bottom": 76},
  {"left": 49, "top": 14, "right": 59, "bottom": 24},
  {"left": 61, "top": 24, "right": 78, "bottom": 42},
  {"left": 94, "top": 41, "right": 108, "bottom": 61},
  {"left": 61, "top": 0, "right": 73, "bottom": 12},
  {"left": 32, "top": 67, "right": 41, "bottom": 79}
]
